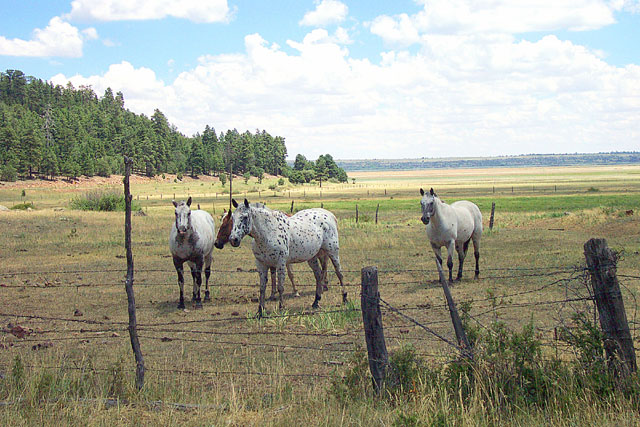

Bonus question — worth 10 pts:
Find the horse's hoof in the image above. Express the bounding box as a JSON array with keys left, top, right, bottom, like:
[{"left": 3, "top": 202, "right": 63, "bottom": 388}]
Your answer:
[
  {"left": 256, "top": 308, "right": 265, "bottom": 319},
  {"left": 311, "top": 302, "right": 320, "bottom": 309},
  {"left": 267, "top": 294, "right": 277, "bottom": 301},
  {"left": 293, "top": 292, "right": 300, "bottom": 298},
  {"left": 322, "top": 285, "right": 329, "bottom": 291},
  {"left": 204, "top": 291, "right": 211, "bottom": 302},
  {"left": 342, "top": 293, "right": 348, "bottom": 304},
  {"left": 178, "top": 303, "right": 185, "bottom": 310},
  {"left": 454, "top": 277, "right": 461, "bottom": 283}
]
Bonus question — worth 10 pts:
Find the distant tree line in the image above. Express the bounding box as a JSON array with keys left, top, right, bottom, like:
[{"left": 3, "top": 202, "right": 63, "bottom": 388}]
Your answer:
[
  {"left": 288, "top": 153, "right": 348, "bottom": 184},
  {"left": 0, "top": 69, "right": 292, "bottom": 182},
  {"left": 337, "top": 152, "right": 640, "bottom": 172}
]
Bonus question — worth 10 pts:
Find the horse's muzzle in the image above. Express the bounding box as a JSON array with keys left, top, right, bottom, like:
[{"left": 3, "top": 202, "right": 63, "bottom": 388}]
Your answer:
[
  {"left": 421, "top": 216, "right": 429, "bottom": 225},
  {"left": 229, "top": 237, "right": 240, "bottom": 247},
  {"left": 214, "top": 239, "right": 225, "bottom": 249}
]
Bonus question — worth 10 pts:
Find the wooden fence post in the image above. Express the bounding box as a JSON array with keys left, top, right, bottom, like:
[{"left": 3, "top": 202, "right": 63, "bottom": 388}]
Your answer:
[
  {"left": 361, "top": 266, "right": 388, "bottom": 394},
  {"left": 290, "top": 200, "right": 294, "bottom": 213},
  {"left": 489, "top": 202, "right": 496, "bottom": 230},
  {"left": 123, "top": 156, "right": 145, "bottom": 390},
  {"left": 435, "top": 259, "right": 473, "bottom": 360},
  {"left": 375, "top": 204, "right": 380, "bottom": 225},
  {"left": 356, "top": 204, "right": 359, "bottom": 223},
  {"left": 584, "top": 238, "right": 637, "bottom": 376}
]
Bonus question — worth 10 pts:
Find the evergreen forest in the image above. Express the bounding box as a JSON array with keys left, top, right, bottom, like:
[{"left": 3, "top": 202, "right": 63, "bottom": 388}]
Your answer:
[{"left": 0, "top": 69, "right": 347, "bottom": 183}]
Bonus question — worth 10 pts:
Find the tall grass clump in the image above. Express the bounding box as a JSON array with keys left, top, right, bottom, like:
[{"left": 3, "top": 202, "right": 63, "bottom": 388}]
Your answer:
[
  {"left": 70, "top": 190, "right": 139, "bottom": 211},
  {"left": 332, "top": 306, "right": 640, "bottom": 423}
]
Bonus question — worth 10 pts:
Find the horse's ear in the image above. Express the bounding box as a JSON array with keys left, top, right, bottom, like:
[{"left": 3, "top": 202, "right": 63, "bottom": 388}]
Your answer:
[
  {"left": 430, "top": 188, "right": 435, "bottom": 196},
  {"left": 223, "top": 208, "right": 226, "bottom": 214},
  {"left": 244, "top": 199, "right": 249, "bottom": 208},
  {"left": 420, "top": 188, "right": 424, "bottom": 196},
  {"left": 232, "top": 199, "right": 238, "bottom": 208},
  {"left": 186, "top": 196, "right": 192, "bottom": 207},
  {"left": 172, "top": 200, "right": 178, "bottom": 208}
]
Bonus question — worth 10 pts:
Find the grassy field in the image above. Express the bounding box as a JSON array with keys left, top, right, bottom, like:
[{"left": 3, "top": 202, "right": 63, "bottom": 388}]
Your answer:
[{"left": 1, "top": 165, "right": 640, "bottom": 425}]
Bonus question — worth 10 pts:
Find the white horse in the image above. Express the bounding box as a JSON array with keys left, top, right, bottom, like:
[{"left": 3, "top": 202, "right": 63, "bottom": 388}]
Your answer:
[
  {"left": 169, "top": 197, "right": 216, "bottom": 309},
  {"left": 228, "top": 199, "right": 346, "bottom": 316},
  {"left": 420, "top": 188, "right": 482, "bottom": 283}
]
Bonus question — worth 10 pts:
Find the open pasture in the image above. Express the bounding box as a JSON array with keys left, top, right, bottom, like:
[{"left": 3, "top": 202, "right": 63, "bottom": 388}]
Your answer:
[{"left": 1, "top": 164, "right": 640, "bottom": 425}]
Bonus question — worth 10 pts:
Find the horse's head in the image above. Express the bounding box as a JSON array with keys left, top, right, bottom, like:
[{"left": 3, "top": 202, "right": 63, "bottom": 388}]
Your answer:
[
  {"left": 228, "top": 198, "right": 252, "bottom": 247},
  {"left": 420, "top": 188, "right": 437, "bottom": 225},
  {"left": 172, "top": 196, "right": 193, "bottom": 234},
  {"left": 214, "top": 209, "right": 233, "bottom": 249}
]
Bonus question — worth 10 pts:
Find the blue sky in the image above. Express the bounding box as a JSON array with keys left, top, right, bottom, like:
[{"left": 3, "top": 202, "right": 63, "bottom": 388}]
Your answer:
[{"left": 1, "top": 0, "right": 639, "bottom": 159}]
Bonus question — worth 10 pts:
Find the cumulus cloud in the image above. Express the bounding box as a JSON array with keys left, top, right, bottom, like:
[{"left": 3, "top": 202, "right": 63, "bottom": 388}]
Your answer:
[
  {"left": 51, "top": 61, "right": 176, "bottom": 116},
  {"left": 50, "top": 25, "right": 640, "bottom": 158},
  {"left": 369, "top": 0, "right": 617, "bottom": 45},
  {"left": 300, "top": 0, "right": 348, "bottom": 27},
  {"left": 0, "top": 17, "right": 94, "bottom": 58},
  {"left": 67, "top": 0, "right": 232, "bottom": 23}
]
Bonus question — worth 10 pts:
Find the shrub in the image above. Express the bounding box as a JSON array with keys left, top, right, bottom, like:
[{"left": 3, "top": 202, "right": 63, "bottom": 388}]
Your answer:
[
  {"left": 70, "top": 190, "right": 139, "bottom": 212},
  {"left": 278, "top": 178, "right": 285, "bottom": 186},
  {"left": 11, "top": 202, "right": 35, "bottom": 210}
]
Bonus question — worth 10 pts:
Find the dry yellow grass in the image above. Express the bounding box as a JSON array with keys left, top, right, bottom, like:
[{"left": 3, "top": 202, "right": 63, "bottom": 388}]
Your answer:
[{"left": 1, "top": 165, "right": 640, "bottom": 425}]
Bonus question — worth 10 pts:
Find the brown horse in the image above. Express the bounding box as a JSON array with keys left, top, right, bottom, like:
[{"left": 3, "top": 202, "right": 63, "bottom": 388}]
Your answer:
[{"left": 215, "top": 208, "right": 318, "bottom": 299}]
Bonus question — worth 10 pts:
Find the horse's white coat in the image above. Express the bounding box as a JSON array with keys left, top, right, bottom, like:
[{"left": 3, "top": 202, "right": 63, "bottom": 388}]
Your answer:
[
  {"left": 229, "top": 200, "right": 346, "bottom": 314},
  {"left": 420, "top": 188, "right": 482, "bottom": 282},
  {"left": 169, "top": 197, "right": 216, "bottom": 308}
]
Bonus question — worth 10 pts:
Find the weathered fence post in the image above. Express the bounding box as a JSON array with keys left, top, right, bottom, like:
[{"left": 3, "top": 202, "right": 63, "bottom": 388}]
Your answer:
[
  {"left": 356, "top": 204, "right": 359, "bottom": 224},
  {"left": 123, "top": 156, "right": 145, "bottom": 390},
  {"left": 584, "top": 238, "right": 637, "bottom": 376},
  {"left": 361, "top": 266, "right": 388, "bottom": 394},
  {"left": 290, "top": 200, "right": 294, "bottom": 213},
  {"left": 489, "top": 202, "right": 496, "bottom": 230},
  {"left": 375, "top": 203, "right": 380, "bottom": 225},
  {"left": 435, "top": 259, "right": 473, "bottom": 360}
]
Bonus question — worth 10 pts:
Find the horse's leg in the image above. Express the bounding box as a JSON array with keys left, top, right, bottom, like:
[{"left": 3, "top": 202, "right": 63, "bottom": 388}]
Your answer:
[
  {"left": 268, "top": 267, "right": 277, "bottom": 301},
  {"left": 431, "top": 243, "right": 446, "bottom": 283},
  {"left": 326, "top": 251, "right": 347, "bottom": 304},
  {"left": 456, "top": 239, "right": 470, "bottom": 282},
  {"left": 277, "top": 262, "right": 286, "bottom": 310},
  {"left": 446, "top": 241, "right": 455, "bottom": 283},
  {"left": 173, "top": 256, "right": 185, "bottom": 309},
  {"left": 308, "top": 257, "right": 324, "bottom": 309},
  {"left": 320, "top": 252, "right": 329, "bottom": 291},
  {"left": 203, "top": 254, "right": 212, "bottom": 302},
  {"left": 473, "top": 235, "right": 481, "bottom": 279},
  {"left": 256, "top": 263, "right": 269, "bottom": 318},
  {"left": 193, "top": 259, "right": 203, "bottom": 308},
  {"left": 286, "top": 264, "right": 300, "bottom": 297}
]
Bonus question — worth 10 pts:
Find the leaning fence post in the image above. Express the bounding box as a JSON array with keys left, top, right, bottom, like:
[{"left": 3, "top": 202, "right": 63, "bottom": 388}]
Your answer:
[
  {"left": 123, "top": 156, "right": 145, "bottom": 390},
  {"left": 584, "top": 238, "right": 637, "bottom": 376},
  {"left": 435, "top": 260, "right": 473, "bottom": 360},
  {"left": 361, "top": 266, "right": 388, "bottom": 394},
  {"left": 375, "top": 204, "right": 380, "bottom": 225}
]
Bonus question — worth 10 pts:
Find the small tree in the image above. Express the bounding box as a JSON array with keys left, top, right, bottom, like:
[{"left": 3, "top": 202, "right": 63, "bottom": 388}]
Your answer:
[
  {"left": 220, "top": 173, "right": 227, "bottom": 187},
  {"left": 243, "top": 171, "right": 251, "bottom": 184}
]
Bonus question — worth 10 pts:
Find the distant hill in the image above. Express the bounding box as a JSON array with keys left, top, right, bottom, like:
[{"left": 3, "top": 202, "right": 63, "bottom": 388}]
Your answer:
[{"left": 336, "top": 152, "right": 640, "bottom": 171}]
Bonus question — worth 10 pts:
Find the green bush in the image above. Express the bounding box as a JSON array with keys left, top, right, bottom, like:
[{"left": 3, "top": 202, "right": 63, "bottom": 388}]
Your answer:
[
  {"left": 70, "top": 190, "right": 139, "bottom": 212},
  {"left": 10, "top": 202, "right": 35, "bottom": 210}
]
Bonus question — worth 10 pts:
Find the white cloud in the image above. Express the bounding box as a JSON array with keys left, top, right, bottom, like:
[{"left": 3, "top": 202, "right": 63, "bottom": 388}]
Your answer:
[
  {"left": 49, "top": 27, "right": 640, "bottom": 158},
  {"left": 370, "top": 0, "right": 617, "bottom": 45},
  {"left": 51, "top": 61, "right": 176, "bottom": 116},
  {"left": 67, "top": 0, "right": 232, "bottom": 23},
  {"left": 0, "top": 17, "right": 91, "bottom": 58},
  {"left": 300, "top": 0, "right": 348, "bottom": 27}
]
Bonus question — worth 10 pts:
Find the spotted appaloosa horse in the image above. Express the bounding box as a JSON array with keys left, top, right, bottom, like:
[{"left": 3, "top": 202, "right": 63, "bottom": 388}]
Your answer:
[
  {"left": 228, "top": 199, "right": 346, "bottom": 316},
  {"left": 420, "top": 188, "right": 482, "bottom": 283},
  {"left": 169, "top": 197, "right": 215, "bottom": 309},
  {"left": 215, "top": 207, "right": 301, "bottom": 298}
]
